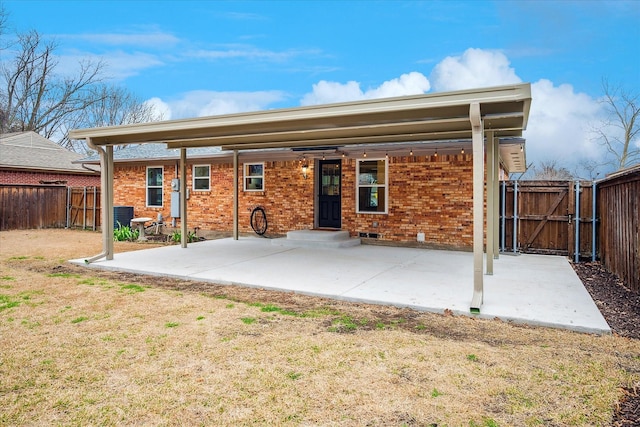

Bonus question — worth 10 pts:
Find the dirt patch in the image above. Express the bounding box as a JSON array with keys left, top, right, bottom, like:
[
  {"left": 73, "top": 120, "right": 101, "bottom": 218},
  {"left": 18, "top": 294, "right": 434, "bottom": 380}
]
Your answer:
[
  {"left": 572, "top": 261, "right": 640, "bottom": 426},
  {"left": 1, "top": 229, "right": 639, "bottom": 426}
]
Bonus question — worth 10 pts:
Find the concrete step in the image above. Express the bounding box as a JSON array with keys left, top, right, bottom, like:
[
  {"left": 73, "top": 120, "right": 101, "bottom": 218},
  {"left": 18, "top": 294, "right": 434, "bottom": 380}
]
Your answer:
[{"left": 272, "top": 229, "right": 361, "bottom": 248}]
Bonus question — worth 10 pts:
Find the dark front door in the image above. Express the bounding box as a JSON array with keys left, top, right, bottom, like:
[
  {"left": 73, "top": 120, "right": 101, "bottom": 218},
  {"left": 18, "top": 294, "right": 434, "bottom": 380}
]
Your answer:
[{"left": 318, "top": 159, "right": 341, "bottom": 228}]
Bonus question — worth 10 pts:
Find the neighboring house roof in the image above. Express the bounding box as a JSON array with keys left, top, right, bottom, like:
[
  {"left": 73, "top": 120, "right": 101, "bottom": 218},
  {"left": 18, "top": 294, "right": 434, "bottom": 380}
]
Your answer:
[
  {"left": 78, "top": 144, "right": 224, "bottom": 164},
  {"left": 0, "top": 131, "right": 99, "bottom": 175}
]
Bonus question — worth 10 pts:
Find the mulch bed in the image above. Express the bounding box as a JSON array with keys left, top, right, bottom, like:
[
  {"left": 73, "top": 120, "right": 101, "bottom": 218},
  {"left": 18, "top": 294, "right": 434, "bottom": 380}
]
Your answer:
[{"left": 572, "top": 261, "right": 640, "bottom": 426}]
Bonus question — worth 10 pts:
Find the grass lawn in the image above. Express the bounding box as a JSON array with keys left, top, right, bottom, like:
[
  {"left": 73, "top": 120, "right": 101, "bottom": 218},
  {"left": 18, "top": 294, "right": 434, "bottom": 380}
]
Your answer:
[{"left": 1, "top": 229, "right": 638, "bottom": 426}]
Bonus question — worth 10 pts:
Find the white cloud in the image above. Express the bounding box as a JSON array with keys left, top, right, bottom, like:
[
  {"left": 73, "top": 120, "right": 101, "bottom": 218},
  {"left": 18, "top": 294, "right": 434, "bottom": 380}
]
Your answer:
[
  {"left": 428, "top": 48, "right": 608, "bottom": 176},
  {"left": 430, "top": 48, "right": 521, "bottom": 91},
  {"left": 148, "top": 90, "right": 287, "bottom": 119},
  {"left": 55, "top": 50, "right": 164, "bottom": 81},
  {"left": 144, "top": 97, "right": 172, "bottom": 121},
  {"left": 300, "top": 72, "right": 430, "bottom": 105},
  {"left": 186, "top": 45, "right": 306, "bottom": 62},
  {"left": 525, "top": 80, "right": 604, "bottom": 166},
  {"left": 60, "top": 31, "right": 180, "bottom": 48}
]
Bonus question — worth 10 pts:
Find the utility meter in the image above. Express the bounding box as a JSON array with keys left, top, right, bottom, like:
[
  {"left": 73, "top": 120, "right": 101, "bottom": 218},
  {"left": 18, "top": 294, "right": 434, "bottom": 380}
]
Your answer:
[{"left": 171, "top": 178, "right": 180, "bottom": 192}]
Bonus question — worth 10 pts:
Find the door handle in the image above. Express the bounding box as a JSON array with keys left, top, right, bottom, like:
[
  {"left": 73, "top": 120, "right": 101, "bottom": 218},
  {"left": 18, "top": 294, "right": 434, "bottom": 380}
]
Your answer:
[{"left": 568, "top": 214, "right": 572, "bottom": 225}]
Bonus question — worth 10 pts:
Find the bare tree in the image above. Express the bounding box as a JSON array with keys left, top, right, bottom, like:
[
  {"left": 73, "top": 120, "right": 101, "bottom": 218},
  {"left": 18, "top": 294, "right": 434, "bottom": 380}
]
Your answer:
[
  {"left": 529, "top": 160, "right": 574, "bottom": 180},
  {"left": 61, "top": 84, "right": 162, "bottom": 152},
  {"left": 0, "top": 30, "right": 105, "bottom": 139},
  {"left": 1, "top": 27, "right": 161, "bottom": 152},
  {"left": 595, "top": 79, "right": 639, "bottom": 170}
]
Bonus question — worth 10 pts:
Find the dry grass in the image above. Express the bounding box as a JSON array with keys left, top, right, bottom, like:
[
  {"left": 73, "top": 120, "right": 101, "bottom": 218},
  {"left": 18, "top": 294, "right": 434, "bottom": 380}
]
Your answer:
[{"left": 1, "top": 229, "right": 639, "bottom": 426}]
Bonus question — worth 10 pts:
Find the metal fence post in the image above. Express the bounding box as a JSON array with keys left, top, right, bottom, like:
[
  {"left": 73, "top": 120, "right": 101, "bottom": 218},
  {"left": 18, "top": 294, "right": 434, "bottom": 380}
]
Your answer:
[
  {"left": 500, "top": 181, "right": 506, "bottom": 253},
  {"left": 513, "top": 180, "right": 518, "bottom": 253},
  {"left": 574, "top": 181, "right": 580, "bottom": 263},
  {"left": 592, "top": 180, "right": 597, "bottom": 261}
]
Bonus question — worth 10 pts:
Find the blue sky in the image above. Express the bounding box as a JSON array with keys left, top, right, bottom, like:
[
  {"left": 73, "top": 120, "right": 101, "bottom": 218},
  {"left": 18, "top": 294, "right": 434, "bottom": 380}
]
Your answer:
[{"left": 3, "top": 0, "right": 640, "bottom": 176}]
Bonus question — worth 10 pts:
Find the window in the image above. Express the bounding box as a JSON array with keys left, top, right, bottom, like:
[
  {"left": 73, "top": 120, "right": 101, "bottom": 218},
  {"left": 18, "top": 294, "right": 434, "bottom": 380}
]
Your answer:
[
  {"left": 192, "top": 165, "right": 210, "bottom": 191},
  {"left": 244, "top": 163, "right": 264, "bottom": 191},
  {"left": 356, "top": 159, "right": 387, "bottom": 214},
  {"left": 146, "top": 166, "right": 163, "bottom": 207}
]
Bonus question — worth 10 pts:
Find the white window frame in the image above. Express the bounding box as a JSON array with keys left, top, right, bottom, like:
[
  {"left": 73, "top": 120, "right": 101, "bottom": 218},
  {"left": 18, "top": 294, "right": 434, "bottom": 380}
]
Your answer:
[
  {"left": 356, "top": 158, "right": 388, "bottom": 214},
  {"left": 243, "top": 162, "right": 264, "bottom": 191},
  {"left": 192, "top": 164, "right": 211, "bottom": 191},
  {"left": 146, "top": 166, "right": 164, "bottom": 207}
]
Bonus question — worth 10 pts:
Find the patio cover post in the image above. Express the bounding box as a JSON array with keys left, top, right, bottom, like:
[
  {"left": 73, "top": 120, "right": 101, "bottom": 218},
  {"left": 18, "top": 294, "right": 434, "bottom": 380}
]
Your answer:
[
  {"left": 470, "top": 102, "right": 484, "bottom": 312},
  {"left": 106, "top": 145, "right": 114, "bottom": 259},
  {"left": 493, "top": 138, "right": 500, "bottom": 259},
  {"left": 82, "top": 140, "right": 114, "bottom": 263},
  {"left": 486, "top": 131, "right": 495, "bottom": 275},
  {"left": 233, "top": 150, "right": 239, "bottom": 240},
  {"left": 180, "top": 148, "right": 188, "bottom": 248}
]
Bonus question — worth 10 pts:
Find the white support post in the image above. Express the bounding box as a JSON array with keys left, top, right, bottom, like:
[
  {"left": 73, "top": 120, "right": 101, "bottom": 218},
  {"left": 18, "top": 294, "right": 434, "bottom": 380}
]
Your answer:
[
  {"left": 233, "top": 150, "right": 239, "bottom": 240},
  {"left": 470, "top": 102, "right": 484, "bottom": 312},
  {"left": 493, "top": 138, "right": 500, "bottom": 259},
  {"left": 180, "top": 148, "right": 188, "bottom": 248},
  {"left": 486, "top": 131, "right": 495, "bottom": 275},
  {"left": 106, "top": 145, "right": 114, "bottom": 259}
]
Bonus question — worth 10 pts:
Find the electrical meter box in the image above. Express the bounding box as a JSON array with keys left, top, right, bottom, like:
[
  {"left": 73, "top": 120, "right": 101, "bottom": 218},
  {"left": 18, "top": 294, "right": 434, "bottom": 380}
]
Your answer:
[{"left": 170, "top": 179, "right": 180, "bottom": 218}]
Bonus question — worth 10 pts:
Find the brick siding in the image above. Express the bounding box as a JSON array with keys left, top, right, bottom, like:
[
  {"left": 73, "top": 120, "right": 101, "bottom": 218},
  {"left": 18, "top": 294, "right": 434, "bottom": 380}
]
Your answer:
[
  {"left": 113, "top": 154, "right": 476, "bottom": 250},
  {"left": 0, "top": 170, "right": 100, "bottom": 187}
]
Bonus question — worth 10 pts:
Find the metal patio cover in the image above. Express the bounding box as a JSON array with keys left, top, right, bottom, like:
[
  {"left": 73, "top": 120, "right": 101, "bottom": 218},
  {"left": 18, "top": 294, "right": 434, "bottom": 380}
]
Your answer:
[{"left": 70, "top": 83, "right": 531, "bottom": 172}]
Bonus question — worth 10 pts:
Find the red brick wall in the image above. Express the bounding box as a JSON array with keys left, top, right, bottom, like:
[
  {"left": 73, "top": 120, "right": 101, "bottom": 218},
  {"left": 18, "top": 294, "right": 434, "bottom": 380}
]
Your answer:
[
  {"left": 341, "top": 155, "right": 474, "bottom": 249},
  {"left": 113, "top": 154, "right": 475, "bottom": 249},
  {"left": 0, "top": 170, "right": 100, "bottom": 187}
]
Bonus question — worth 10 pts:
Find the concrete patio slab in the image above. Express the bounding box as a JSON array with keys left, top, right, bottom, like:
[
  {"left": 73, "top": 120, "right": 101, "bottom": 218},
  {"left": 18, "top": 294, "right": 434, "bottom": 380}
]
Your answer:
[{"left": 70, "top": 237, "right": 611, "bottom": 334}]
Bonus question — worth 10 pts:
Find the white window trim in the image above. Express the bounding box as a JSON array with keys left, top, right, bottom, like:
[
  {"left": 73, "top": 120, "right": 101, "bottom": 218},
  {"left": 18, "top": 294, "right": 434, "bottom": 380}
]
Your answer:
[
  {"left": 146, "top": 166, "right": 164, "bottom": 208},
  {"left": 192, "top": 164, "right": 211, "bottom": 191},
  {"left": 243, "top": 162, "right": 265, "bottom": 192},
  {"left": 356, "top": 158, "right": 388, "bottom": 214}
]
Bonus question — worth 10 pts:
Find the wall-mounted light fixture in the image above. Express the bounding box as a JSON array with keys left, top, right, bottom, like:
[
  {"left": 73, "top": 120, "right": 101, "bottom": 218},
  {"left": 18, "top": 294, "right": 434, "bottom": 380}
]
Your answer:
[{"left": 301, "top": 161, "right": 309, "bottom": 179}]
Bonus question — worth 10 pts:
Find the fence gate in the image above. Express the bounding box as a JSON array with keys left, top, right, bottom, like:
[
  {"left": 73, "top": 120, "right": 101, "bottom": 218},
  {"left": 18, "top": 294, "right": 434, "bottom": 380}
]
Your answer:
[
  {"left": 66, "top": 187, "right": 101, "bottom": 230},
  {"left": 500, "top": 180, "right": 595, "bottom": 259}
]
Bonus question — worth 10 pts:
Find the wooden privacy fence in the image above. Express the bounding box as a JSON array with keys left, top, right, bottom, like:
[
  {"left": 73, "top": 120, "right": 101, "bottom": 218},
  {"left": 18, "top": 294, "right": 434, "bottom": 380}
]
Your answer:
[
  {"left": 0, "top": 185, "right": 101, "bottom": 231},
  {"left": 0, "top": 184, "right": 68, "bottom": 230},
  {"left": 67, "top": 186, "right": 101, "bottom": 229},
  {"left": 500, "top": 180, "right": 596, "bottom": 260},
  {"left": 596, "top": 167, "right": 639, "bottom": 293}
]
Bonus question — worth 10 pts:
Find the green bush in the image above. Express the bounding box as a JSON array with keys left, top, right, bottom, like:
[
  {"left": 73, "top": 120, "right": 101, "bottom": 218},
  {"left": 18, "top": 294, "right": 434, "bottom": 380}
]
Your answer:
[
  {"left": 113, "top": 222, "right": 139, "bottom": 241},
  {"left": 170, "top": 230, "right": 197, "bottom": 243}
]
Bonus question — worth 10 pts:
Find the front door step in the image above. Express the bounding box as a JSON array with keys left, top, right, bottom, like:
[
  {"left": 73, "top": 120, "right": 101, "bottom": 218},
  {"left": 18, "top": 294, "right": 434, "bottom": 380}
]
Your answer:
[{"left": 272, "top": 229, "right": 361, "bottom": 248}]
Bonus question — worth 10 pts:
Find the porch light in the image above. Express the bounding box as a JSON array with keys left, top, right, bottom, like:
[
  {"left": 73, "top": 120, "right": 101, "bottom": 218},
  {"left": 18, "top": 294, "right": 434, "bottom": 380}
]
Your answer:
[{"left": 301, "top": 162, "right": 309, "bottom": 179}]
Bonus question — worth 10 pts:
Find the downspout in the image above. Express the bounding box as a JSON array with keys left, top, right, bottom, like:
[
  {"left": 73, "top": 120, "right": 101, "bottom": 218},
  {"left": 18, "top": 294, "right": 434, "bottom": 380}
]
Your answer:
[{"left": 84, "top": 139, "right": 114, "bottom": 263}]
